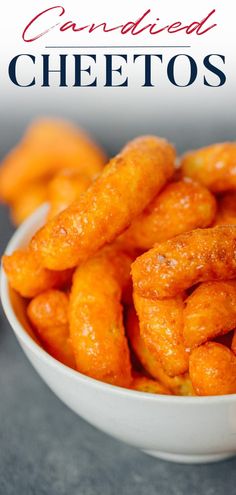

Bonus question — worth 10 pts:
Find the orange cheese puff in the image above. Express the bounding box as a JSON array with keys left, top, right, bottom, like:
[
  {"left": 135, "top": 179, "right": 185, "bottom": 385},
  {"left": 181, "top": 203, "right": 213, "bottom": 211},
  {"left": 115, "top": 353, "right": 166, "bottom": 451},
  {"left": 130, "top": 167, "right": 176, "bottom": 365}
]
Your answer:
[
  {"left": 189, "top": 342, "right": 236, "bottom": 396},
  {"left": 69, "top": 252, "right": 132, "bottom": 387},
  {"left": 2, "top": 249, "right": 72, "bottom": 298},
  {"left": 126, "top": 307, "right": 193, "bottom": 395},
  {"left": 214, "top": 192, "right": 236, "bottom": 226},
  {"left": 100, "top": 245, "right": 133, "bottom": 304},
  {"left": 131, "top": 374, "right": 171, "bottom": 395},
  {"left": 132, "top": 226, "right": 236, "bottom": 300},
  {"left": 11, "top": 183, "right": 48, "bottom": 225},
  {"left": 118, "top": 179, "right": 216, "bottom": 251},
  {"left": 0, "top": 118, "right": 106, "bottom": 203},
  {"left": 133, "top": 292, "right": 189, "bottom": 377},
  {"left": 184, "top": 281, "right": 236, "bottom": 349},
  {"left": 31, "top": 136, "right": 175, "bottom": 270},
  {"left": 47, "top": 170, "right": 91, "bottom": 220},
  {"left": 27, "top": 290, "right": 75, "bottom": 369},
  {"left": 180, "top": 143, "right": 236, "bottom": 193}
]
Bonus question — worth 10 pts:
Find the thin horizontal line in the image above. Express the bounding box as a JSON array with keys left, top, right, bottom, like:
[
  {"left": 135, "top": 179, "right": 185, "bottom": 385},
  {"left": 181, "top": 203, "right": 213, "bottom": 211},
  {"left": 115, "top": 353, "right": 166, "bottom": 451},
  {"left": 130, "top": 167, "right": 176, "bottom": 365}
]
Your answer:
[{"left": 45, "top": 45, "right": 191, "bottom": 49}]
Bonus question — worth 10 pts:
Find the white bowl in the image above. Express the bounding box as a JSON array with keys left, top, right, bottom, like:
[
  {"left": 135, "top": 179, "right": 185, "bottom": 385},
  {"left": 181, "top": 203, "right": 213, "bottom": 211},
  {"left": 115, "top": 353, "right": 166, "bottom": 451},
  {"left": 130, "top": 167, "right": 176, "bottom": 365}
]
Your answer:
[{"left": 1, "top": 205, "right": 236, "bottom": 464}]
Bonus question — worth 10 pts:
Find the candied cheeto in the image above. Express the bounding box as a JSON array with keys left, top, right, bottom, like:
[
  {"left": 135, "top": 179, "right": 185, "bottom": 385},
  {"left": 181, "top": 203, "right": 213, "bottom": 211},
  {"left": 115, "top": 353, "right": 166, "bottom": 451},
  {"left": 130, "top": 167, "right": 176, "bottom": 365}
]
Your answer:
[
  {"left": 118, "top": 179, "right": 216, "bottom": 251},
  {"left": 133, "top": 292, "right": 189, "bottom": 377},
  {"left": 183, "top": 281, "right": 236, "bottom": 349},
  {"left": 69, "top": 251, "right": 132, "bottom": 387},
  {"left": 131, "top": 374, "right": 171, "bottom": 395},
  {"left": 189, "top": 342, "right": 236, "bottom": 396},
  {"left": 27, "top": 290, "right": 75, "bottom": 369},
  {"left": 4, "top": 126, "right": 236, "bottom": 398},
  {"left": 11, "top": 183, "right": 48, "bottom": 225},
  {"left": 2, "top": 249, "right": 72, "bottom": 298},
  {"left": 30, "top": 136, "right": 175, "bottom": 270},
  {"left": 132, "top": 226, "right": 236, "bottom": 299},
  {"left": 126, "top": 307, "right": 194, "bottom": 395},
  {"left": 181, "top": 143, "right": 236, "bottom": 192}
]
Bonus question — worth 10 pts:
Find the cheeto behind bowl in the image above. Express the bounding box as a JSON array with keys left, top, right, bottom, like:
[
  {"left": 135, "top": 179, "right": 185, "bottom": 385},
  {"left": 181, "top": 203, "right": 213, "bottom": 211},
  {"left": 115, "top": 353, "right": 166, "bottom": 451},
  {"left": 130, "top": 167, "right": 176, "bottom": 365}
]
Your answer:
[
  {"left": 11, "top": 183, "right": 48, "bottom": 225},
  {"left": 47, "top": 169, "right": 91, "bottom": 220},
  {"left": 0, "top": 118, "right": 106, "bottom": 203}
]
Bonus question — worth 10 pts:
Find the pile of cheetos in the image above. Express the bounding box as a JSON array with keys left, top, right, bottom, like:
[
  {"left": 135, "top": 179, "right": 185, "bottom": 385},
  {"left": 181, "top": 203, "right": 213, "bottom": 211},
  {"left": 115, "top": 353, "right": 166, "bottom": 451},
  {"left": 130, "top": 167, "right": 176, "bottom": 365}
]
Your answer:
[{"left": 1, "top": 118, "right": 236, "bottom": 396}]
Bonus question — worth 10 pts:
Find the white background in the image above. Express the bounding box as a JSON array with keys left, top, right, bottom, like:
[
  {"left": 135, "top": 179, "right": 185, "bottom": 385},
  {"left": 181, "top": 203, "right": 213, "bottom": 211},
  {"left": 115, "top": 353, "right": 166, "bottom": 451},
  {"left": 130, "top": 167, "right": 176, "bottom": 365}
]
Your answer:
[{"left": 0, "top": 0, "right": 235, "bottom": 154}]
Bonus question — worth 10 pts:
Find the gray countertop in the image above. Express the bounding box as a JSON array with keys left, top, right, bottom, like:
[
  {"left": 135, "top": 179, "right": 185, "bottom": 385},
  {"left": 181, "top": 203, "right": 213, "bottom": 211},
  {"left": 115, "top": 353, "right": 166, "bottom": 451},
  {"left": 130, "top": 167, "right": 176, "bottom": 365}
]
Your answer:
[{"left": 1, "top": 207, "right": 236, "bottom": 495}]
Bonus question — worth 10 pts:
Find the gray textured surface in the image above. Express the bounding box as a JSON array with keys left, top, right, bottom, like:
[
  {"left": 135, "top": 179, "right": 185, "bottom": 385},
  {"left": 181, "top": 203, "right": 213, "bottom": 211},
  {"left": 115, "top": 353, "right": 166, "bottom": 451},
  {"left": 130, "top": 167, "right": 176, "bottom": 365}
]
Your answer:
[{"left": 1, "top": 209, "right": 236, "bottom": 494}]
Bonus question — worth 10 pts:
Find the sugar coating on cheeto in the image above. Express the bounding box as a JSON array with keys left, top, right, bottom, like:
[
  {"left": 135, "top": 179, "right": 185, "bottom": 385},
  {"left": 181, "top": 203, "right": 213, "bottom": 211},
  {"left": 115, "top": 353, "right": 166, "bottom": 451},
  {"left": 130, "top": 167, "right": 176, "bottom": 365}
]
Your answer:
[
  {"left": 11, "top": 183, "right": 48, "bottom": 225},
  {"left": 132, "top": 226, "right": 236, "bottom": 300},
  {"left": 189, "top": 342, "right": 236, "bottom": 396},
  {"left": 180, "top": 143, "right": 236, "bottom": 193},
  {"left": 31, "top": 136, "right": 175, "bottom": 270},
  {"left": 69, "top": 251, "right": 132, "bottom": 387},
  {"left": 133, "top": 292, "right": 189, "bottom": 377},
  {"left": 0, "top": 118, "right": 106, "bottom": 203},
  {"left": 131, "top": 374, "right": 171, "bottom": 395},
  {"left": 27, "top": 290, "right": 76, "bottom": 369},
  {"left": 214, "top": 192, "right": 236, "bottom": 226},
  {"left": 183, "top": 281, "right": 236, "bottom": 349},
  {"left": 126, "top": 307, "right": 194, "bottom": 395},
  {"left": 118, "top": 179, "right": 216, "bottom": 251},
  {"left": 47, "top": 169, "right": 91, "bottom": 220},
  {"left": 2, "top": 249, "right": 72, "bottom": 298}
]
